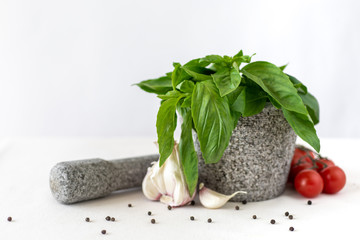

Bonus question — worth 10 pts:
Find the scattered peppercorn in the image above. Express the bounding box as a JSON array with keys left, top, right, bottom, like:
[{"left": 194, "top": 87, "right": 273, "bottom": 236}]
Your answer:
[
  {"left": 289, "top": 227, "right": 295, "bottom": 231},
  {"left": 285, "top": 211, "right": 289, "bottom": 217},
  {"left": 307, "top": 200, "right": 312, "bottom": 205},
  {"left": 242, "top": 200, "right": 247, "bottom": 204},
  {"left": 148, "top": 211, "right": 152, "bottom": 216},
  {"left": 207, "top": 218, "right": 212, "bottom": 223},
  {"left": 151, "top": 219, "right": 156, "bottom": 224},
  {"left": 252, "top": 215, "right": 257, "bottom": 219},
  {"left": 191, "top": 200, "right": 195, "bottom": 206},
  {"left": 85, "top": 217, "right": 90, "bottom": 222},
  {"left": 128, "top": 203, "right": 132, "bottom": 207},
  {"left": 270, "top": 219, "right": 276, "bottom": 224},
  {"left": 101, "top": 230, "right": 106, "bottom": 235},
  {"left": 111, "top": 217, "right": 115, "bottom": 222},
  {"left": 167, "top": 205, "right": 172, "bottom": 210},
  {"left": 190, "top": 216, "right": 195, "bottom": 221},
  {"left": 289, "top": 215, "right": 293, "bottom": 220},
  {"left": 235, "top": 205, "right": 240, "bottom": 210},
  {"left": 7, "top": 217, "right": 12, "bottom": 222},
  {"left": 105, "top": 216, "right": 110, "bottom": 221}
]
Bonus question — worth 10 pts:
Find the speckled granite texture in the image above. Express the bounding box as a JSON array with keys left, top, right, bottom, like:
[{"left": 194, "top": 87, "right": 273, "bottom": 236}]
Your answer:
[
  {"left": 49, "top": 155, "right": 159, "bottom": 204},
  {"left": 196, "top": 104, "right": 297, "bottom": 202}
]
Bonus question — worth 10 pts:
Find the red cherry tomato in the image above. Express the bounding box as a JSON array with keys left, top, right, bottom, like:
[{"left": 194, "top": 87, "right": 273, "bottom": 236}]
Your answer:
[
  {"left": 294, "top": 169, "right": 324, "bottom": 198},
  {"left": 291, "top": 148, "right": 315, "bottom": 167},
  {"left": 315, "top": 158, "right": 335, "bottom": 172},
  {"left": 320, "top": 166, "right": 346, "bottom": 194},
  {"left": 289, "top": 162, "right": 313, "bottom": 182}
]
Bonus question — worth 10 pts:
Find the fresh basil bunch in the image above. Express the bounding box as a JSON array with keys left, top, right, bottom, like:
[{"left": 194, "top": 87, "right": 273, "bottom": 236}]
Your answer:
[{"left": 136, "top": 50, "right": 320, "bottom": 195}]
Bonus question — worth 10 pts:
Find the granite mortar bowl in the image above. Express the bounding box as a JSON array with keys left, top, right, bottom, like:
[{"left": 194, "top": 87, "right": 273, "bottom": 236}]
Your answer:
[{"left": 195, "top": 104, "right": 297, "bottom": 202}]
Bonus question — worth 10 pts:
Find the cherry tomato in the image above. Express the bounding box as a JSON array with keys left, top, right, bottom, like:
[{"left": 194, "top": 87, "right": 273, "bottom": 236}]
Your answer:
[
  {"left": 291, "top": 148, "right": 315, "bottom": 167},
  {"left": 294, "top": 169, "right": 324, "bottom": 198},
  {"left": 288, "top": 162, "right": 313, "bottom": 182},
  {"left": 315, "top": 158, "right": 335, "bottom": 172},
  {"left": 320, "top": 166, "right": 346, "bottom": 194}
]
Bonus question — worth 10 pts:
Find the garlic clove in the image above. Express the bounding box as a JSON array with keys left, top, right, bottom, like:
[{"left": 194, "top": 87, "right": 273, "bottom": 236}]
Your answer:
[
  {"left": 142, "top": 162, "right": 162, "bottom": 200},
  {"left": 199, "top": 183, "right": 247, "bottom": 209},
  {"left": 142, "top": 142, "right": 195, "bottom": 207},
  {"left": 160, "top": 195, "right": 173, "bottom": 205}
]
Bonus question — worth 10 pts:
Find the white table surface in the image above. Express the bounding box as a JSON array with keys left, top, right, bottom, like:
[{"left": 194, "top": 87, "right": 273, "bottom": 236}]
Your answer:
[{"left": 0, "top": 137, "right": 359, "bottom": 240}]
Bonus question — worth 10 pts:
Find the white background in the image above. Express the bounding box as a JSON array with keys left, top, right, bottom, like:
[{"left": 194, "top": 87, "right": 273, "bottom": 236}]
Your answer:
[{"left": 1, "top": 0, "right": 360, "bottom": 139}]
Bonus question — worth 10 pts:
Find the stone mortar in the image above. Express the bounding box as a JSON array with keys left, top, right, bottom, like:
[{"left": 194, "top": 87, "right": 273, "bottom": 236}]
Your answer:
[{"left": 195, "top": 104, "right": 297, "bottom": 202}]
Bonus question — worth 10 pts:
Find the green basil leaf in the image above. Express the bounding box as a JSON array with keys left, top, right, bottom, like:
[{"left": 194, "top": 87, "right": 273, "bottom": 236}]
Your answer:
[
  {"left": 287, "top": 74, "right": 308, "bottom": 94},
  {"left": 156, "top": 97, "right": 180, "bottom": 166},
  {"left": 268, "top": 96, "right": 281, "bottom": 109},
  {"left": 279, "top": 64, "right": 288, "bottom": 71},
  {"left": 135, "top": 76, "right": 172, "bottom": 94},
  {"left": 182, "top": 65, "right": 214, "bottom": 81},
  {"left": 191, "top": 80, "right": 233, "bottom": 164},
  {"left": 299, "top": 92, "right": 320, "bottom": 125},
  {"left": 232, "top": 86, "right": 267, "bottom": 117},
  {"left": 176, "top": 100, "right": 187, "bottom": 118},
  {"left": 212, "top": 64, "right": 241, "bottom": 97},
  {"left": 241, "top": 61, "right": 308, "bottom": 115},
  {"left": 166, "top": 72, "right": 172, "bottom": 78},
  {"left": 223, "top": 55, "right": 233, "bottom": 63},
  {"left": 285, "top": 74, "right": 319, "bottom": 124},
  {"left": 233, "top": 55, "right": 253, "bottom": 66},
  {"left": 157, "top": 90, "right": 183, "bottom": 100},
  {"left": 199, "top": 55, "right": 224, "bottom": 64},
  {"left": 181, "top": 95, "right": 192, "bottom": 108},
  {"left": 184, "top": 58, "right": 211, "bottom": 68},
  {"left": 231, "top": 110, "right": 242, "bottom": 129},
  {"left": 226, "top": 86, "right": 244, "bottom": 106},
  {"left": 233, "top": 50, "right": 255, "bottom": 66},
  {"left": 230, "top": 62, "right": 242, "bottom": 87},
  {"left": 233, "top": 50, "right": 244, "bottom": 58},
  {"left": 282, "top": 108, "right": 320, "bottom": 152},
  {"left": 172, "top": 63, "right": 191, "bottom": 90},
  {"left": 176, "top": 80, "right": 195, "bottom": 93},
  {"left": 179, "top": 109, "right": 198, "bottom": 196}
]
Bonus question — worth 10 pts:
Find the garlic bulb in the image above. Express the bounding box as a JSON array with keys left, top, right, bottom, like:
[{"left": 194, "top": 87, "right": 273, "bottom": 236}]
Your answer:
[
  {"left": 142, "top": 142, "right": 195, "bottom": 207},
  {"left": 199, "top": 183, "right": 246, "bottom": 209}
]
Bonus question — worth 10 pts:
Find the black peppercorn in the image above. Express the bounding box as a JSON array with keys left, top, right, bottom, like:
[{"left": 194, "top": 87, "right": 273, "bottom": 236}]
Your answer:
[
  {"left": 242, "top": 200, "right": 247, "bottom": 204},
  {"left": 111, "top": 217, "right": 115, "bottom": 222},
  {"left": 289, "top": 227, "right": 295, "bottom": 231},
  {"left": 128, "top": 203, "right": 132, "bottom": 207},
  {"left": 207, "top": 218, "right": 212, "bottom": 223},
  {"left": 289, "top": 215, "right": 293, "bottom": 220},
  {"left": 85, "top": 217, "right": 90, "bottom": 222},
  {"left": 101, "top": 230, "right": 106, "bottom": 235},
  {"left": 148, "top": 211, "right": 152, "bottom": 216},
  {"left": 190, "top": 216, "right": 195, "bottom": 221},
  {"left": 285, "top": 211, "right": 289, "bottom": 217},
  {"left": 191, "top": 200, "right": 195, "bottom": 206},
  {"left": 270, "top": 219, "right": 276, "bottom": 224},
  {"left": 105, "top": 216, "right": 110, "bottom": 221},
  {"left": 252, "top": 215, "right": 257, "bottom": 219},
  {"left": 7, "top": 217, "right": 12, "bottom": 222},
  {"left": 151, "top": 219, "right": 156, "bottom": 224},
  {"left": 307, "top": 200, "right": 312, "bottom": 205},
  {"left": 235, "top": 205, "right": 240, "bottom": 210},
  {"left": 167, "top": 205, "right": 172, "bottom": 210}
]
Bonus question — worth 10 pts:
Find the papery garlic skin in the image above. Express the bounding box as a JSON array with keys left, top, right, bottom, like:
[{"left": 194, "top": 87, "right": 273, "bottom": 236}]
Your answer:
[
  {"left": 142, "top": 142, "right": 195, "bottom": 207},
  {"left": 142, "top": 161, "right": 162, "bottom": 201},
  {"left": 199, "top": 183, "right": 246, "bottom": 209}
]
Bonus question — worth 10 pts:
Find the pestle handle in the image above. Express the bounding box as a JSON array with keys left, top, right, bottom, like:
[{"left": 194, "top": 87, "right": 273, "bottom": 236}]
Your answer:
[
  {"left": 49, "top": 154, "right": 159, "bottom": 204},
  {"left": 111, "top": 154, "right": 160, "bottom": 190}
]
